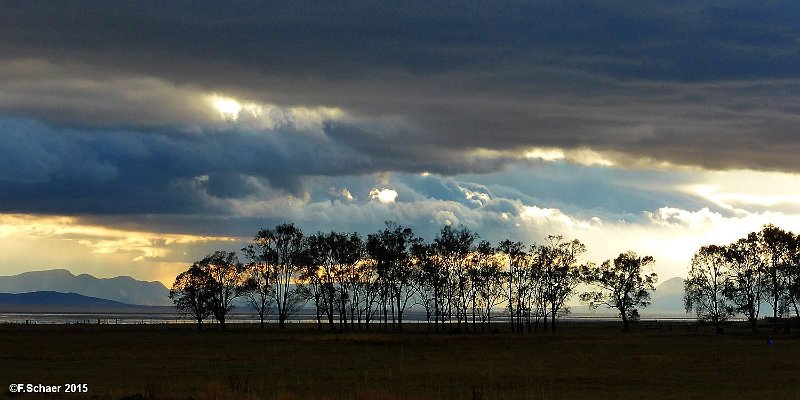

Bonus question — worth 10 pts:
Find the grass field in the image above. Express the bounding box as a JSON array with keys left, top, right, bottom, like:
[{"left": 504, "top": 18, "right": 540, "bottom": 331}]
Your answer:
[{"left": 1, "top": 322, "right": 798, "bottom": 400}]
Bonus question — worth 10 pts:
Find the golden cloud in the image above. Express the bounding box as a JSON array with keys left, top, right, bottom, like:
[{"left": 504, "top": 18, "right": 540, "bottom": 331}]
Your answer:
[{"left": 0, "top": 213, "right": 238, "bottom": 261}]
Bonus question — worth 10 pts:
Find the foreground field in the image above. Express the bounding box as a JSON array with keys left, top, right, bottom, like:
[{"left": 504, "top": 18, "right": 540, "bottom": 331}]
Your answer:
[{"left": 0, "top": 323, "right": 798, "bottom": 400}]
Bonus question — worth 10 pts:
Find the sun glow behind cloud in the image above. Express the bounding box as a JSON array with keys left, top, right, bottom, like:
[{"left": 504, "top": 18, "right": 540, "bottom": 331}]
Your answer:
[
  {"left": 0, "top": 213, "right": 238, "bottom": 262},
  {"left": 524, "top": 147, "right": 566, "bottom": 162},
  {"left": 683, "top": 170, "right": 800, "bottom": 213},
  {"left": 7, "top": 2, "right": 800, "bottom": 291},
  {"left": 205, "top": 93, "right": 346, "bottom": 133},
  {"left": 209, "top": 94, "right": 243, "bottom": 121}
]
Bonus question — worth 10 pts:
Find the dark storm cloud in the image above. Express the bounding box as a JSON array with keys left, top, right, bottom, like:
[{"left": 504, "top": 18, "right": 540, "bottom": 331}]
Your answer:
[
  {"left": 0, "top": 117, "right": 524, "bottom": 216},
  {"left": 6, "top": 1, "right": 799, "bottom": 81},
  {"left": 3, "top": 1, "right": 800, "bottom": 178},
  {"left": 0, "top": 118, "right": 355, "bottom": 214}
]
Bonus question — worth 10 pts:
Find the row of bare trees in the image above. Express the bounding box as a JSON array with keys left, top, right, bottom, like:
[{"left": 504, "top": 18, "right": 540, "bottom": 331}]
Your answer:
[
  {"left": 170, "top": 222, "right": 658, "bottom": 332},
  {"left": 685, "top": 224, "right": 800, "bottom": 333}
]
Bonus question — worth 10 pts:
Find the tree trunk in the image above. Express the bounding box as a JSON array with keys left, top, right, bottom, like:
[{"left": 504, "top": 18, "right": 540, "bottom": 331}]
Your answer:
[
  {"left": 316, "top": 301, "right": 322, "bottom": 331},
  {"left": 471, "top": 294, "right": 477, "bottom": 332},
  {"left": 772, "top": 266, "right": 780, "bottom": 331},
  {"left": 427, "top": 309, "right": 431, "bottom": 331},
  {"left": 509, "top": 263, "right": 515, "bottom": 333},
  {"left": 327, "top": 298, "right": 336, "bottom": 332},
  {"left": 621, "top": 310, "right": 629, "bottom": 332},
  {"left": 340, "top": 296, "right": 348, "bottom": 330},
  {"left": 527, "top": 310, "right": 531, "bottom": 333},
  {"left": 748, "top": 303, "right": 758, "bottom": 333},
  {"left": 543, "top": 309, "right": 548, "bottom": 332},
  {"left": 509, "top": 301, "right": 515, "bottom": 333},
  {"left": 396, "top": 293, "right": 403, "bottom": 331},
  {"left": 433, "top": 294, "right": 439, "bottom": 332}
]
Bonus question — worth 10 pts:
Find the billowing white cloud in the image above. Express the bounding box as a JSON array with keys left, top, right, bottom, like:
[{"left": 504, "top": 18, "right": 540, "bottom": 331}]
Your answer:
[
  {"left": 461, "top": 186, "right": 491, "bottom": 207},
  {"left": 645, "top": 207, "right": 725, "bottom": 229},
  {"left": 8, "top": 2, "right": 800, "bottom": 292},
  {"left": 7, "top": 167, "right": 800, "bottom": 285},
  {"left": 432, "top": 210, "right": 459, "bottom": 226},
  {"left": 369, "top": 188, "right": 398, "bottom": 204},
  {"left": 519, "top": 205, "right": 597, "bottom": 230}
]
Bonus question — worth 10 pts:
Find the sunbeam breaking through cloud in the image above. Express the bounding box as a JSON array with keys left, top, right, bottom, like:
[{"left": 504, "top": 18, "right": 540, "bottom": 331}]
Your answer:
[{"left": 3, "top": 1, "right": 800, "bottom": 285}]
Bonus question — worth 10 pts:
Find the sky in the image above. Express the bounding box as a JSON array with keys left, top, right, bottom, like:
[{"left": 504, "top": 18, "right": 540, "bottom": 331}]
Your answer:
[{"left": 3, "top": 1, "right": 800, "bottom": 286}]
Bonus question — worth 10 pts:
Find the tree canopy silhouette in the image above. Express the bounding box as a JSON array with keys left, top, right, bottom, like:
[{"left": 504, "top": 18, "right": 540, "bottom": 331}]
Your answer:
[{"left": 581, "top": 251, "right": 657, "bottom": 331}]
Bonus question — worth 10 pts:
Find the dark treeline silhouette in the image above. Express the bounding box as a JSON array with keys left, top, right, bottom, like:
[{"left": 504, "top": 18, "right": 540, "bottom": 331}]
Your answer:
[
  {"left": 581, "top": 252, "right": 657, "bottom": 332},
  {"left": 171, "top": 221, "right": 663, "bottom": 332},
  {"left": 685, "top": 224, "right": 800, "bottom": 333}
]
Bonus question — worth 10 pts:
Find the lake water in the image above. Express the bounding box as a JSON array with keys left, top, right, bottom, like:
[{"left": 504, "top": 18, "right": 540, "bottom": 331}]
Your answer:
[{"left": 0, "top": 310, "right": 700, "bottom": 325}]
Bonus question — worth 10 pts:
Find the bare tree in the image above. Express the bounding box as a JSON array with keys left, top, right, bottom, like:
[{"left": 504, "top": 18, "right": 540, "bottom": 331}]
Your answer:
[
  {"left": 367, "top": 222, "right": 418, "bottom": 330},
  {"left": 358, "top": 259, "right": 380, "bottom": 329},
  {"left": 759, "top": 224, "right": 795, "bottom": 321},
  {"left": 527, "top": 245, "right": 549, "bottom": 332},
  {"left": 788, "top": 239, "right": 800, "bottom": 318},
  {"left": 685, "top": 245, "right": 734, "bottom": 333},
  {"left": 412, "top": 241, "right": 440, "bottom": 330},
  {"left": 581, "top": 251, "right": 657, "bottom": 331},
  {"left": 498, "top": 240, "right": 525, "bottom": 333},
  {"left": 330, "top": 232, "right": 364, "bottom": 330},
  {"left": 241, "top": 243, "right": 276, "bottom": 329},
  {"left": 723, "top": 235, "right": 766, "bottom": 333},
  {"left": 471, "top": 241, "right": 505, "bottom": 331},
  {"left": 252, "top": 223, "right": 309, "bottom": 329},
  {"left": 299, "top": 233, "right": 333, "bottom": 330},
  {"left": 433, "top": 225, "right": 477, "bottom": 331},
  {"left": 170, "top": 264, "right": 213, "bottom": 330},
  {"left": 540, "top": 236, "right": 585, "bottom": 332},
  {"left": 200, "top": 251, "right": 247, "bottom": 330}
]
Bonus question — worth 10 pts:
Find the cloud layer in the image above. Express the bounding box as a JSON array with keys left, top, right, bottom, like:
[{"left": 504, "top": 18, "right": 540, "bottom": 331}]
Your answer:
[
  {"left": 3, "top": 2, "right": 800, "bottom": 173},
  {"left": 3, "top": 2, "right": 800, "bottom": 283}
]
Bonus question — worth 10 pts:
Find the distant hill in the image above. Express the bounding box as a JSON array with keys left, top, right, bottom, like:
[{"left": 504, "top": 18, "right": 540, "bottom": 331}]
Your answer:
[
  {"left": 648, "top": 277, "right": 686, "bottom": 314},
  {"left": 0, "top": 291, "right": 133, "bottom": 309},
  {"left": 0, "top": 291, "right": 173, "bottom": 313},
  {"left": 0, "top": 269, "right": 171, "bottom": 306}
]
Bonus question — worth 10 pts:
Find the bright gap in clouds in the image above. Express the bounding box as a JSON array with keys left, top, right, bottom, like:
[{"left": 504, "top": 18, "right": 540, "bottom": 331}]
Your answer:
[
  {"left": 684, "top": 169, "right": 800, "bottom": 214},
  {"left": 524, "top": 147, "right": 616, "bottom": 167},
  {"left": 0, "top": 214, "right": 241, "bottom": 285},
  {"left": 6, "top": 166, "right": 800, "bottom": 286},
  {"left": 205, "top": 92, "right": 346, "bottom": 132},
  {"left": 369, "top": 188, "right": 398, "bottom": 204},
  {"left": 209, "top": 94, "right": 243, "bottom": 121}
]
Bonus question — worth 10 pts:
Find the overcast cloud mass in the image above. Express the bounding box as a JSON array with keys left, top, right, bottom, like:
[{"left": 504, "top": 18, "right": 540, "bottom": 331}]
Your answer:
[{"left": 2, "top": 1, "right": 800, "bottom": 284}]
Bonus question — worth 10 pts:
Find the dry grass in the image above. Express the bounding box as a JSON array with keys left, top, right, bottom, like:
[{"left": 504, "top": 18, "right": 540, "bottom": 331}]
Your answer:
[{"left": 0, "top": 323, "right": 798, "bottom": 399}]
